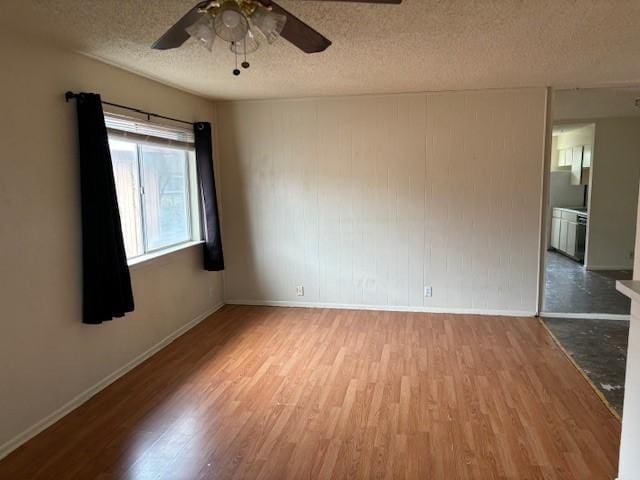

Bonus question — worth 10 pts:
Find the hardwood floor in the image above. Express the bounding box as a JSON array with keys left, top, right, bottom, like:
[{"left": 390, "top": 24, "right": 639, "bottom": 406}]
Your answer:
[{"left": 0, "top": 306, "right": 620, "bottom": 479}]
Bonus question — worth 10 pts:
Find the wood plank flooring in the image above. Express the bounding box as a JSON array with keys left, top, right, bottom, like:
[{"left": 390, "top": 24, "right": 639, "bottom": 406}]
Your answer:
[{"left": 0, "top": 306, "right": 620, "bottom": 479}]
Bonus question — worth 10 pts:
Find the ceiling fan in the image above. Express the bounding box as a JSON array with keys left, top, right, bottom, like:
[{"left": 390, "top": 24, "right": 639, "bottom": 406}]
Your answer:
[{"left": 152, "top": 0, "right": 402, "bottom": 75}]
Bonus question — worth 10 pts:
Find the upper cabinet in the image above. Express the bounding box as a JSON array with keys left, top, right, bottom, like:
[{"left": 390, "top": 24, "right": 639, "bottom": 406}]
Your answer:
[
  {"left": 570, "top": 145, "right": 584, "bottom": 185},
  {"left": 553, "top": 123, "right": 595, "bottom": 179},
  {"left": 556, "top": 143, "right": 592, "bottom": 185},
  {"left": 583, "top": 144, "right": 592, "bottom": 168}
]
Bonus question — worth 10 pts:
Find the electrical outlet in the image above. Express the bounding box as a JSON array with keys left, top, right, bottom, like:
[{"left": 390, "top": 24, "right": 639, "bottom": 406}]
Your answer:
[
  {"left": 296, "top": 285, "right": 304, "bottom": 297},
  {"left": 424, "top": 286, "right": 433, "bottom": 298}
]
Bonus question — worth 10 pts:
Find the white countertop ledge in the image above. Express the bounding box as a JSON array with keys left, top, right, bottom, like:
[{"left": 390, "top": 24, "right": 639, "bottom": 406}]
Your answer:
[
  {"left": 616, "top": 280, "right": 640, "bottom": 303},
  {"left": 556, "top": 207, "right": 589, "bottom": 217}
]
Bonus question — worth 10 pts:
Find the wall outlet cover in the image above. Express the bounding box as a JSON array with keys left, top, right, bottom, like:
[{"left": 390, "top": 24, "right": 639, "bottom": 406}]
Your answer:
[
  {"left": 424, "top": 286, "right": 433, "bottom": 298},
  {"left": 296, "top": 285, "right": 304, "bottom": 297}
]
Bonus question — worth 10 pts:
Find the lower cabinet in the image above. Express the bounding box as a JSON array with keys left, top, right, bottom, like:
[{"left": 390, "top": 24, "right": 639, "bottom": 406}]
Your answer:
[
  {"left": 559, "top": 219, "right": 569, "bottom": 252},
  {"left": 551, "top": 209, "right": 580, "bottom": 259},
  {"left": 551, "top": 217, "right": 561, "bottom": 249}
]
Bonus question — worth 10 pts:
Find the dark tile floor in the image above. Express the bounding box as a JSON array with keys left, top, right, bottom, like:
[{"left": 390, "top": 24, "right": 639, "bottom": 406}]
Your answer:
[
  {"left": 543, "top": 317, "right": 629, "bottom": 415},
  {"left": 543, "top": 251, "right": 632, "bottom": 314}
]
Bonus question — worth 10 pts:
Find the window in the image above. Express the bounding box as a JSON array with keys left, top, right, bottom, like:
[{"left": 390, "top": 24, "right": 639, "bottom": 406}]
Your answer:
[{"left": 106, "top": 114, "right": 200, "bottom": 261}]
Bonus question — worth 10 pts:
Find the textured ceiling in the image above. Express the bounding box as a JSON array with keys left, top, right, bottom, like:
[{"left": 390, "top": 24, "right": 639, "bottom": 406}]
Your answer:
[{"left": 3, "top": 0, "right": 640, "bottom": 100}]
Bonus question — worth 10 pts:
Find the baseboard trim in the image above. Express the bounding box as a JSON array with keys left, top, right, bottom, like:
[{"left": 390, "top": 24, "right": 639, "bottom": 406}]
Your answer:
[
  {"left": 542, "top": 311, "right": 630, "bottom": 321},
  {"left": 586, "top": 265, "right": 633, "bottom": 271},
  {"left": 0, "top": 301, "right": 225, "bottom": 462},
  {"left": 225, "top": 299, "right": 535, "bottom": 318}
]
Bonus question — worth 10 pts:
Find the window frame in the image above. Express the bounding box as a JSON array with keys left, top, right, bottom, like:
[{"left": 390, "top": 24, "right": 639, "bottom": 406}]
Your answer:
[
  {"left": 106, "top": 115, "right": 202, "bottom": 265},
  {"left": 137, "top": 144, "right": 193, "bottom": 255}
]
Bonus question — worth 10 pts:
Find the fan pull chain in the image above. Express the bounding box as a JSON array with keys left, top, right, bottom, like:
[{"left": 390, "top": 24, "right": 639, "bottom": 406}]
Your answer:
[
  {"left": 242, "top": 37, "right": 250, "bottom": 69},
  {"left": 233, "top": 42, "right": 240, "bottom": 76}
]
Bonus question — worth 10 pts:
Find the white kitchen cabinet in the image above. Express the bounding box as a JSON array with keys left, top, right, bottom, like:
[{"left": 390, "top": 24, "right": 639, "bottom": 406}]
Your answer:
[
  {"left": 551, "top": 207, "right": 586, "bottom": 261},
  {"left": 561, "top": 210, "right": 578, "bottom": 222},
  {"left": 583, "top": 144, "right": 592, "bottom": 167},
  {"left": 551, "top": 217, "right": 561, "bottom": 249},
  {"left": 559, "top": 219, "right": 569, "bottom": 252},
  {"left": 556, "top": 143, "right": 592, "bottom": 172},
  {"left": 570, "top": 145, "right": 584, "bottom": 185}
]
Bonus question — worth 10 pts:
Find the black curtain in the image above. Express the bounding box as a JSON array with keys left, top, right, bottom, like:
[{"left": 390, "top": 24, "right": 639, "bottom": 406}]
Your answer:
[
  {"left": 194, "top": 122, "right": 224, "bottom": 271},
  {"left": 74, "top": 93, "right": 134, "bottom": 324}
]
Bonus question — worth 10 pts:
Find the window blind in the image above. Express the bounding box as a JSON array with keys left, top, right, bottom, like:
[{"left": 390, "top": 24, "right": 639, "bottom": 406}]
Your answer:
[{"left": 104, "top": 112, "right": 194, "bottom": 149}]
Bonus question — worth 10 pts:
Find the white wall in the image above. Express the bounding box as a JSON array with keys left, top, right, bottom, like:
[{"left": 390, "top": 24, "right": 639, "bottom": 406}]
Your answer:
[
  {"left": 555, "top": 88, "right": 640, "bottom": 121},
  {"left": 217, "top": 89, "right": 547, "bottom": 315},
  {"left": 617, "top": 186, "right": 640, "bottom": 480},
  {"left": 548, "top": 171, "right": 584, "bottom": 210},
  {"left": 556, "top": 125, "right": 595, "bottom": 155},
  {"left": 587, "top": 117, "right": 640, "bottom": 270},
  {"left": 0, "top": 35, "right": 223, "bottom": 455}
]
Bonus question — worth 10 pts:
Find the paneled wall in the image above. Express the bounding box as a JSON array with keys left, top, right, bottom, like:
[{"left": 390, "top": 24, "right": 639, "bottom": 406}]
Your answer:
[{"left": 217, "top": 89, "right": 547, "bottom": 315}]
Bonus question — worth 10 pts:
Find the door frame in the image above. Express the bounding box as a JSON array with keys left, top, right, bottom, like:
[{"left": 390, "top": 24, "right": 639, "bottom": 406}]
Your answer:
[
  {"left": 535, "top": 87, "right": 554, "bottom": 316},
  {"left": 536, "top": 89, "right": 635, "bottom": 319}
]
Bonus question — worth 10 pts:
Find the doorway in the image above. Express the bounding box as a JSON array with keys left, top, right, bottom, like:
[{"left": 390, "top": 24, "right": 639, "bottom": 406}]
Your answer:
[
  {"left": 543, "top": 121, "right": 632, "bottom": 316},
  {"left": 539, "top": 87, "right": 640, "bottom": 415}
]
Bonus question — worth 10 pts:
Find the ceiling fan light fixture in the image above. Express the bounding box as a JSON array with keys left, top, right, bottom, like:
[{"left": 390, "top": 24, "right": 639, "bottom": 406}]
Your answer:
[
  {"left": 214, "top": 2, "right": 249, "bottom": 43},
  {"left": 250, "top": 6, "right": 287, "bottom": 44},
  {"left": 185, "top": 15, "right": 216, "bottom": 51},
  {"left": 230, "top": 28, "right": 260, "bottom": 55}
]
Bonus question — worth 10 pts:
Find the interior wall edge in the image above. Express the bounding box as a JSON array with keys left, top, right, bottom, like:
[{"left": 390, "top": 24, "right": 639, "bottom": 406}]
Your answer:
[
  {"left": 0, "top": 302, "right": 225, "bottom": 462},
  {"left": 214, "top": 85, "right": 548, "bottom": 105},
  {"left": 536, "top": 87, "right": 554, "bottom": 315}
]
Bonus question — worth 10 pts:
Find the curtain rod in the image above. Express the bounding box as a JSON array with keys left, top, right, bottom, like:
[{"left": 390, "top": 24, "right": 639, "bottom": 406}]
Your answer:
[{"left": 64, "top": 91, "right": 195, "bottom": 127}]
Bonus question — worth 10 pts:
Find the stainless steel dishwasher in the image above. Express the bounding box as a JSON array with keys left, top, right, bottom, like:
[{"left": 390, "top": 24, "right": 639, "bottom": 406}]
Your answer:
[{"left": 575, "top": 214, "right": 587, "bottom": 263}]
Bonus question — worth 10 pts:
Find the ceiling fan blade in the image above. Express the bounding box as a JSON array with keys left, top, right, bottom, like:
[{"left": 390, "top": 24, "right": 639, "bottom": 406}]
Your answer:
[
  {"left": 152, "top": 1, "right": 209, "bottom": 50},
  {"left": 268, "top": 1, "right": 332, "bottom": 53}
]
